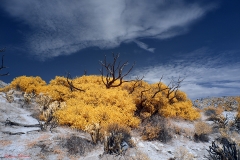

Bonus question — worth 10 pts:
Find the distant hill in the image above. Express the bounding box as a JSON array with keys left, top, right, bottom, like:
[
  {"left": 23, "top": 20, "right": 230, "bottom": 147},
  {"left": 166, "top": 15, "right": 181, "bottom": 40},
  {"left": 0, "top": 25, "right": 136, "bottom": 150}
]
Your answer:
[{"left": 0, "top": 80, "right": 8, "bottom": 88}]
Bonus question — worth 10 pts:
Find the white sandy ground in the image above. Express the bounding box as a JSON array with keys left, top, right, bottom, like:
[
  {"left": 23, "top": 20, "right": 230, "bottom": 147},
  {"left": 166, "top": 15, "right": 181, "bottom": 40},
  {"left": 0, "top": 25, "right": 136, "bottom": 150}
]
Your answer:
[{"left": 0, "top": 92, "right": 239, "bottom": 160}]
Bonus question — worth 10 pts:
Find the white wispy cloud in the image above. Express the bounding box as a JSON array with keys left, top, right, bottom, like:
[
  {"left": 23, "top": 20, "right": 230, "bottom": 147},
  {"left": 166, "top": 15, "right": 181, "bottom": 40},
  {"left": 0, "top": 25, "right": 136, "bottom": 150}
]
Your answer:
[
  {"left": 133, "top": 40, "right": 155, "bottom": 53},
  {"left": 1, "top": 0, "right": 217, "bottom": 59},
  {"left": 129, "top": 49, "right": 240, "bottom": 99}
]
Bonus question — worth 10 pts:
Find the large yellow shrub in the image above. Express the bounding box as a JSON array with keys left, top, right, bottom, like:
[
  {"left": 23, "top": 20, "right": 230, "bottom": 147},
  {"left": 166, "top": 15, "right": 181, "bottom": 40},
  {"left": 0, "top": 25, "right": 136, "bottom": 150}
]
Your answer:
[
  {"left": 122, "top": 80, "right": 200, "bottom": 120},
  {"left": 54, "top": 76, "right": 140, "bottom": 130},
  {"left": 2, "top": 74, "right": 199, "bottom": 130}
]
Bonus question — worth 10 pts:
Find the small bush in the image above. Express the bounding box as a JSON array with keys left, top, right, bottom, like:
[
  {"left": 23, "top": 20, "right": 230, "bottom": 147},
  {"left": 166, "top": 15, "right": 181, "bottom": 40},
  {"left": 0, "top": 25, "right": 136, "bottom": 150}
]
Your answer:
[
  {"left": 194, "top": 121, "right": 212, "bottom": 135},
  {"left": 194, "top": 121, "right": 212, "bottom": 142},
  {"left": 105, "top": 123, "right": 132, "bottom": 145},
  {"left": 141, "top": 124, "right": 161, "bottom": 141},
  {"left": 61, "top": 135, "right": 95, "bottom": 156},
  {"left": 174, "top": 146, "right": 194, "bottom": 160},
  {"left": 141, "top": 115, "right": 172, "bottom": 143},
  {"left": 204, "top": 106, "right": 223, "bottom": 117},
  {"left": 103, "top": 123, "right": 132, "bottom": 155},
  {"left": 194, "top": 133, "right": 209, "bottom": 142}
]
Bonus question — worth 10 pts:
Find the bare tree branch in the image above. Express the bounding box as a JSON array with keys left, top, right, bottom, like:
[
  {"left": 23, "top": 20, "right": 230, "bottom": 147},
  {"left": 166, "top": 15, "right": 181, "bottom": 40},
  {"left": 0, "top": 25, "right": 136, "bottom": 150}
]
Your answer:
[
  {"left": 151, "top": 76, "right": 170, "bottom": 99},
  {"left": 128, "top": 76, "right": 144, "bottom": 94},
  {"left": 166, "top": 76, "right": 184, "bottom": 104},
  {"left": 99, "top": 53, "right": 135, "bottom": 88},
  {"left": 66, "top": 73, "right": 85, "bottom": 92}
]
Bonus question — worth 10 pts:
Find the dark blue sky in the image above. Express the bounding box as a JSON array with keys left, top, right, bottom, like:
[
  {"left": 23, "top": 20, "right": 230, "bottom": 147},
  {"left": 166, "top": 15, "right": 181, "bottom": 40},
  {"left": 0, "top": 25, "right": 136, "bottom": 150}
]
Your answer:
[{"left": 0, "top": 0, "right": 240, "bottom": 99}]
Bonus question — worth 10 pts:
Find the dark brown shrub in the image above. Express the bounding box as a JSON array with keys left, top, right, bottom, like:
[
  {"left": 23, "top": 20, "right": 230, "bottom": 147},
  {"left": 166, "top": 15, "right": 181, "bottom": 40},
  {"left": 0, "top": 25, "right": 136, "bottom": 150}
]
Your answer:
[
  {"left": 61, "top": 135, "right": 95, "bottom": 155},
  {"left": 141, "top": 115, "right": 172, "bottom": 143}
]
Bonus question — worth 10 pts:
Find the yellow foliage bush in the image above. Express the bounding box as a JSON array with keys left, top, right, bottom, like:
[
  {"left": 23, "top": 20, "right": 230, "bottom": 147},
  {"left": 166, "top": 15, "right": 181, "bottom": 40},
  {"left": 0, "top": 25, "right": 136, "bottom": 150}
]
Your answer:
[
  {"left": 0, "top": 76, "right": 46, "bottom": 93},
  {"left": 2, "top": 74, "right": 200, "bottom": 131},
  {"left": 122, "top": 80, "right": 200, "bottom": 120},
  {"left": 55, "top": 75, "right": 140, "bottom": 130}
]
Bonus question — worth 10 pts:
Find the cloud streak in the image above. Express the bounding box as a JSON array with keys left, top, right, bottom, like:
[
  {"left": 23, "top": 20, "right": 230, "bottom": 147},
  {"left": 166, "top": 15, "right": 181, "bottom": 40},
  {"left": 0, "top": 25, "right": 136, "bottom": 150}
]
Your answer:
[
  {"left": 133, "top": 40, "right": 155, "bottom": 53},
  {"left": 1, "top": 0, "right": 217, "bottom": 59},
  {"left": 129, "top": 49, "right": 240, "bottom": 100}
]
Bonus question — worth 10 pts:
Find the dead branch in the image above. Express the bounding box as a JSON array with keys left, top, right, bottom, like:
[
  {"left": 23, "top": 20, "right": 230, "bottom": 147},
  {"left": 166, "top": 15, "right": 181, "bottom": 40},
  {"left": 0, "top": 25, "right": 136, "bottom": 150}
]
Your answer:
[
  {"left": 151, "top": 76, "right": 169, "bottom": 99},
  {"left": 2, "top": 131, "right": 25, "bottom": 135},
  {"left": 5, "top": 119, "right": 42, "bottom": 128},
  {"left": 205, "top": 138, "right": 239, "bottom": 160},
  {"left": 166, "top": 77, "right": 184, "bottom": 104},
  {"left": 99, "top": 53, "right": 135, "bottom": 88},
  {"left": 4, "top": 118, "right": 57, "bottom": 133},
  {"left": 66, "top": 73, "right": 85, "bottom": 92},
  {"left": 128, "top": 76, "right": 144, "bottom": 94}
]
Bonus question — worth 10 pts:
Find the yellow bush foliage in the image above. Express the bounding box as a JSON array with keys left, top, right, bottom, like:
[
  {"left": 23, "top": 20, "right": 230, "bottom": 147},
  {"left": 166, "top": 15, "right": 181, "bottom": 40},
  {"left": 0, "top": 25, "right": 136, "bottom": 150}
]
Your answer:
[
  {"left": 54, "top": 76, "right": 140, "bottom": 130},
  {"left": 38, "top": 76, "right": 75, "bottom": 101},
  {"left": 0, "top": 76, "right": 46, "bottom": 93},
  {"left": 122, "top": 80, "right": 200, "bottom": 120},
  {"left": 2, "top": 74, "right": 200, "bottom": 130}
]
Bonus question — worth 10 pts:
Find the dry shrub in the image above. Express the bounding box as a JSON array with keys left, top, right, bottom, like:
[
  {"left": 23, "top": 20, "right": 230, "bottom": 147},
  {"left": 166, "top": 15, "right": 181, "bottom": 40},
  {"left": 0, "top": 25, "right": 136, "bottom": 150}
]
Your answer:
[
  {"left": 105, "top": 123, "right": 132, "bottom": 145},
  {"left": 61, "top": 135, "right": 95, "bottom": 156},
  {"left": 195, "top": 121, "right": 212, "bottom": 135},
  {"left": 204, "top": 106, "right": 223, "bottom": 116},
  {"left": 174, "top": 146, "right": 194, "bottom": 160},
  {"left": 219, "top": 128, "right": 231, "bottom": 139},
  {"left": 103, "top": 123, "right": 132, "bottom": 155},
  {"left": 172, "top": 125, "right": 183, "bottom": 135},
  {"left": 141, "top": 124, "right": 161, "bottom": 141},
  {"left": 182, "top": 128, "right": 194, "bottom": 139},
  {"left": 194, "top": 121, "right": 212, "bottom": 142},
  {"left": 141, "top": 115, "right": 172, "bottom": 143},
  {"left": 209, "top": 115, "right": 228, "bottom": 129}
]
